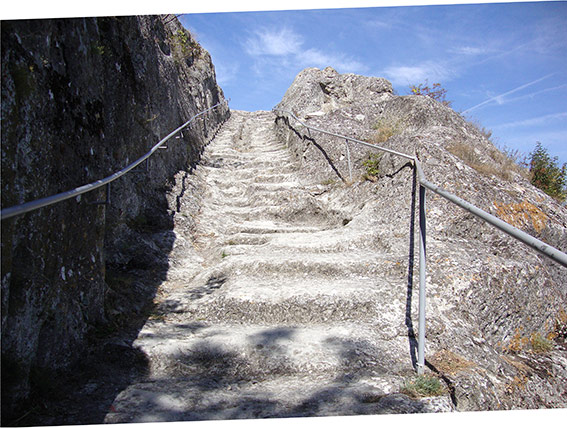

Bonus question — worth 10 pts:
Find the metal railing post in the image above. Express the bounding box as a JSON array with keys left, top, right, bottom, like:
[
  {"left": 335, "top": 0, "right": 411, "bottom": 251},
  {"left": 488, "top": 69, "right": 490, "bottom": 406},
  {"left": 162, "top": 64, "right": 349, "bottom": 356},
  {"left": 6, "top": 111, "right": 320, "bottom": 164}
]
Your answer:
[
  {"left": 417, "top": 183, "right": 427, "bottom": 375},
  {"left": 272, "top": 107, "right": 567, "bottom": 377},
  {"left": 345, "top": 139, "right": 353, "bottom": 182}
]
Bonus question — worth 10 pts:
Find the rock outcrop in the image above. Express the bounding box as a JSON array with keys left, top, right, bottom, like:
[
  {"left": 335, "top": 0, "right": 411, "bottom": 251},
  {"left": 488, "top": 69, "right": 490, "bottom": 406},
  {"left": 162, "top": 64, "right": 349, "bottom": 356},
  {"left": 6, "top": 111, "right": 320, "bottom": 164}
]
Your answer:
[
  {"left": 274, "top": 67, "right": 567, "bottom": 411},
  {"left": 1, "top": 15, "right": 228, "bottom": 419}
]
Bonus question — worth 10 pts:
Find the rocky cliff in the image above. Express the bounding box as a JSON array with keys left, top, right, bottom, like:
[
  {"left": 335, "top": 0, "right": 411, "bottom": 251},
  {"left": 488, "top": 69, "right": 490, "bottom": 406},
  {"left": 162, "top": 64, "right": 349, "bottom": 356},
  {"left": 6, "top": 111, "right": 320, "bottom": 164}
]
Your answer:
[
  {"left": 1, "top": 15, "right": 228, "bottom": 418},
  {"left": 274, "top": 67, "right": 567, "bottom": 410}
]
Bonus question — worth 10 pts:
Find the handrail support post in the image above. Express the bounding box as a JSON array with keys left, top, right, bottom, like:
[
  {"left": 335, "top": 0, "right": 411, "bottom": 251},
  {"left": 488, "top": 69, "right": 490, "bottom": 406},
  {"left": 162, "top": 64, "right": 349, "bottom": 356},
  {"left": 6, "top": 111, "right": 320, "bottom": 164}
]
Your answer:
[
  {"left": 417, "top": 183, "right": 427, "bottom": 375},
  {"left": 345, "top": 139, "right": 353, "bottom": 182},
  {"left": 90, "top": 183, "right": 111, "bottom": 206}
]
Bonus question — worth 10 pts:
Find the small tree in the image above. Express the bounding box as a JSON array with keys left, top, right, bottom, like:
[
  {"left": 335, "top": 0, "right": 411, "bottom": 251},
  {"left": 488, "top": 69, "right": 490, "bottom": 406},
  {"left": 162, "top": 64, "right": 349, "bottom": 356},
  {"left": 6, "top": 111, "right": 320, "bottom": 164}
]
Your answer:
[
  {"left": 409, "top": 80, "right": 452, "bottom": 108},
  {"left": 529, "top": 142, "right": 567, "bottom": 202}
]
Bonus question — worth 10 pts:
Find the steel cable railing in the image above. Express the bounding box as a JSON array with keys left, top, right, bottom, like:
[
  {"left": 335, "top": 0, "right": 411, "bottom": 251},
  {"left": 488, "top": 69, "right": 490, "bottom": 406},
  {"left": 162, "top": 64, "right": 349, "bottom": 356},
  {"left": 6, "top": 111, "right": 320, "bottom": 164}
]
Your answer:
[
  {"left": 273, "top": 107, "right": 567, "bottom": 375},
  {"left": 1, "top": 100, "right": 228, "bottom": 220}
]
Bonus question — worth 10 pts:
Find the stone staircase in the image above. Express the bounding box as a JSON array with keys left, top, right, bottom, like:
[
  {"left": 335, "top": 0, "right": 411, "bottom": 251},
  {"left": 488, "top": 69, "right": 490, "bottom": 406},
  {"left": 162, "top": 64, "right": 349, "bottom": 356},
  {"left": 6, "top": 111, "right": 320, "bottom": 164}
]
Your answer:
[{"left": 105, "top": 110, "right": 452, "bottom": 423}]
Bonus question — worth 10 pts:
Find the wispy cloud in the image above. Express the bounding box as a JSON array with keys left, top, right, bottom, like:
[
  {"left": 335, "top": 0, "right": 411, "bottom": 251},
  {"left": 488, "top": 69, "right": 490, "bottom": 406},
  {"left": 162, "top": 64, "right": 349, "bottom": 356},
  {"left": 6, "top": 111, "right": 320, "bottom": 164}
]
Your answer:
[
  {"left": 461, "top": 73, "right": 556, "bottom": 114},
  {"left": 494, "top": 112, "right": 567, "bottom": 130},
  {"left": 500, "top": 84, "right": 567, "bottom": 105},
  {"left": 245, "top": 27, "right": 302, "bottom": 56},
  {"left": 382, "top": 61, "right": 454, "bottom": 86},
  {"left": 450, "top": 45, "right": 496, "bottom": 56},
  {"left": 297, "top": 49, "right": 366, "bottom": 73},
  {"left": 215, "top": 61, "right": 240, "bottom": 86},
  {"left": 243, "top": 26, "right": 366, "bottom": 75}
]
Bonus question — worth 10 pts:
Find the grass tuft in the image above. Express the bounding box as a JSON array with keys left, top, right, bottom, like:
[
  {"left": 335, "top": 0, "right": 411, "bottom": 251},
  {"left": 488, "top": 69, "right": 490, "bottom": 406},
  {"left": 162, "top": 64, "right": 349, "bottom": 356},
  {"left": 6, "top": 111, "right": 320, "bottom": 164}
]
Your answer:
[{"left": 401, "top": 374, "right": 444, "bottom": 398}]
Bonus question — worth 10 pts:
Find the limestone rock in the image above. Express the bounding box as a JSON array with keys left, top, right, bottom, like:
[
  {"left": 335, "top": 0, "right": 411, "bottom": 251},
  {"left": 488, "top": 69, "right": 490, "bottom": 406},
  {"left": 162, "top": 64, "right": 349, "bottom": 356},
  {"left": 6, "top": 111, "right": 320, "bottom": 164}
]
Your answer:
[
  {"left": 1, "top": 15, "right": 228, "bottom": 418},
  {"left": 274, "top": 67, "right": 567, "bottom": 411}
]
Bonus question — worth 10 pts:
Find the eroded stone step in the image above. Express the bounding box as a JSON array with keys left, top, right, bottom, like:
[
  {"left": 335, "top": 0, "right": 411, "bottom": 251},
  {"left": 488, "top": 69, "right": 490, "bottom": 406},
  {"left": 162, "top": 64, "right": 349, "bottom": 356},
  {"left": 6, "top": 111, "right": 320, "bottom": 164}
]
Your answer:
[
  {"left": 215, "top": 251, "right": 407, "bottom": 279},
  {"left": 132, "top": 323, "right": 410, "bottom": 381},
  {"left": 222, "top": 228, "right": 390, "bottom": 254},
  {"left": 105, "top": 372, "right": 452, "bottom": 424}
]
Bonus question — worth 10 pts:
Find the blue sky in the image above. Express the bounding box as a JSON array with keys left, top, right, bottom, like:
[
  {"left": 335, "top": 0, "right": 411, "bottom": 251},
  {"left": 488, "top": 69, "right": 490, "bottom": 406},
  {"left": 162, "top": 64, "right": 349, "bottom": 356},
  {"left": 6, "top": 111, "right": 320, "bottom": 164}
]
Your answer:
[
  {"left": 178, "top": 1, "right": 567, "bottom": 166},
  {"left": 4, "top": 1, "right": 566, "bottom": 166}
]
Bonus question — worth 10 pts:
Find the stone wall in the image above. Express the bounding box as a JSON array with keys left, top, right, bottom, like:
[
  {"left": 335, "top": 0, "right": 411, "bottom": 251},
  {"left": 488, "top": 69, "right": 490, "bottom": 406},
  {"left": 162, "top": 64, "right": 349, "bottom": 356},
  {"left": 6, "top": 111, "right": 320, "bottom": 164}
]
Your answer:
[{"left": 1, "top": 15, "right": 229, "bottom": 412}]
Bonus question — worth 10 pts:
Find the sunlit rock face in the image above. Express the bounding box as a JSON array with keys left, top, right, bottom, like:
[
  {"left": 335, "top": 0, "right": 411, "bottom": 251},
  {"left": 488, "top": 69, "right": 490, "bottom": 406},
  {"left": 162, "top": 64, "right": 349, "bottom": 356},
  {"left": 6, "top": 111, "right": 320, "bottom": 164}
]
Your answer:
[
  {"left": 1, "top": 15, "right": 228, "bottom": 414},
  {"left": 275, "top": 66, "right": 567, "bottom": 411}
]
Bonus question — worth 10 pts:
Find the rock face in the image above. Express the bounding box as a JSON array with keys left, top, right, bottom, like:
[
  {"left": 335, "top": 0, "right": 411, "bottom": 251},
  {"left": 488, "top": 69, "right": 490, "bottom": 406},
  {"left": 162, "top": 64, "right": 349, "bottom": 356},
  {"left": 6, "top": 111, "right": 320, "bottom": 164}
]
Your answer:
[
  {"left": 1, "top": 15, "right": 228, "bottom": 418},
  {"left": 275, "top": 67, "right": 567, "bottom": 411}
]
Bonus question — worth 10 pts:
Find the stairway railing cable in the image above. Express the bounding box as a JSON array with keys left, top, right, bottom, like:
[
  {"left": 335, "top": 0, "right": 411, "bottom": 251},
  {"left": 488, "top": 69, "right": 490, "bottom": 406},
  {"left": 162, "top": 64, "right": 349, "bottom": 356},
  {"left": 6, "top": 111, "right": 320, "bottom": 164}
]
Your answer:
[{"left": 273, "top": 107, "right": 567, "bottom": 375}]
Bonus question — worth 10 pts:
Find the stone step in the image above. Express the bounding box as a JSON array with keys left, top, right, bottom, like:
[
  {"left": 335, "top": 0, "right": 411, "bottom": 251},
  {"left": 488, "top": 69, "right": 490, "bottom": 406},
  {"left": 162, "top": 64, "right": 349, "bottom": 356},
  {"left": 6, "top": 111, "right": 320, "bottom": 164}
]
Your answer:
[
  {"left": 105, "top": 372, "right": 452, "bottom": 424},
  {"left": 204, "top": 181, "right": 302, "bottom": 196},
  {"left": 208, "top": 173, "right": 299, "bottom": 186},
  {"left": 132, "top": 322, "right": 411, "bottom": 381},
  {"left": 217, "top": 250, "right": 407, "bottom": 279},
  {"left": 222, "top": 228, "right": 389, "bottom": 254},
  {"left": 179, "top": 275, "right": 409, "bottom": 326}
]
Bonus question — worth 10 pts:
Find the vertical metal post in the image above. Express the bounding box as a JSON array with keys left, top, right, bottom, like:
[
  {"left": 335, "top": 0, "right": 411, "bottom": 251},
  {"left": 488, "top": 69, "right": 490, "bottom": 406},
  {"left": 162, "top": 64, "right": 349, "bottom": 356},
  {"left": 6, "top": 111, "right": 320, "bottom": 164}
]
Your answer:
[
  {"left": 90, "top": 183, "right": 111, "bottom": 205},
  {"left": 345, "top": 139, "right": 353, "bottom": 182},
  {"left": 417, "top": 184, "right": 427, "bottom": 375}
]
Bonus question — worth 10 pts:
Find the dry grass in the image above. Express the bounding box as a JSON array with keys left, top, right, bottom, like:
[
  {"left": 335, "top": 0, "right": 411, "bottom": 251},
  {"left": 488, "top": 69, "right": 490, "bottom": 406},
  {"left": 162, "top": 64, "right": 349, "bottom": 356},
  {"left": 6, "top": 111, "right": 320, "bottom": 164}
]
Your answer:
[
  {"left": 371, "top": 118, "right": 405, "bottom": 144},
  {"left": 430, "top": 349, "right": 476, "bottom": 375},
  {"left": 447, "top": 142, "right": 529, "bottom": 182}
]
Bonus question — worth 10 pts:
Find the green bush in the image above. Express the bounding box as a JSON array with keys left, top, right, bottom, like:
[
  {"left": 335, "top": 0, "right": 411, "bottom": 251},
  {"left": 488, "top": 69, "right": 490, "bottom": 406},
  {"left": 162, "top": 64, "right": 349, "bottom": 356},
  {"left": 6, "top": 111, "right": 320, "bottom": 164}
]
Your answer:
[{"left": 528, "top": 142, "right": 567, "bottom": 202}]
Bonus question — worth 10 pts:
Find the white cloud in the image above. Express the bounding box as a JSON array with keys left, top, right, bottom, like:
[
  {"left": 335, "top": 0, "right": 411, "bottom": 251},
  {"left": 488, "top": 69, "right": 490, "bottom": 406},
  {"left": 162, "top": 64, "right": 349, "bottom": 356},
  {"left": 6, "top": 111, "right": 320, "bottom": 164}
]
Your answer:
[
  {"left": 215, "top": 61, "right": 240, "bottom": 86},
  {"left": 297, "top": 48, "right": 367, "bottom": 74},
  {"left": 244, "top": 26, "right": 367, "bottom": 76},
  {"left": 382, "top": 61, "right": 454, "bottom": 86},
  {"left": 244, "top": 27, "right": 303, "bottom": 56}
]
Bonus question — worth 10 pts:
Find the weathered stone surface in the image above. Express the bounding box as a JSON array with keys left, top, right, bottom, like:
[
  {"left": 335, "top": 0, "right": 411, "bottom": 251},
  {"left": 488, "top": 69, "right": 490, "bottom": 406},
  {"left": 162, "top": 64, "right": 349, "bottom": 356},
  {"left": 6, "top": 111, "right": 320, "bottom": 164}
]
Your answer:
[
  {"left": 274, "top": 67, "right": 567, "bottom": 411},
  {"left": 1, "top": 15, "right": 228, "bottom": 419},
  {"left": 3, "top": 58, "right": 565, "bottom": 425}
]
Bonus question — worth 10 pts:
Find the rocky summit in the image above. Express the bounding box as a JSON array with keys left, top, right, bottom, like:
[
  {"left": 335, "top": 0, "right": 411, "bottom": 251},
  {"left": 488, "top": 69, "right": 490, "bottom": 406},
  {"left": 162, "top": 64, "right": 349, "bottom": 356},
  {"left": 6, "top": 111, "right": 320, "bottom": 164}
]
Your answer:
[{"left": 2, "top": 22, "right": 566, "bottom": 424}]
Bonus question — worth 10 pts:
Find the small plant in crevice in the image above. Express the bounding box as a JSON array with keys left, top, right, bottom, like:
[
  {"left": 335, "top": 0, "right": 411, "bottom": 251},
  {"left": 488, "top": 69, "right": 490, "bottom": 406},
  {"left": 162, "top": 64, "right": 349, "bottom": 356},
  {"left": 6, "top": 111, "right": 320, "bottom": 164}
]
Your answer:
[
  {"left": 401, "top": 374, "right": 444, "bottom": 398},
  {"left": 362, "top": 152, "right": 383, "bottom": 182},
  {"left": 552, "top": 309, "right": 567, "bottom": 340},
  {"left": 504, "top": 327, "right": 555, "bottom": 354},
  {"left": 170, "top": 30, "right": 201, "bottom": 59},
  {"left": 530, "top": 332, "right": 554, "bottom": 354}
]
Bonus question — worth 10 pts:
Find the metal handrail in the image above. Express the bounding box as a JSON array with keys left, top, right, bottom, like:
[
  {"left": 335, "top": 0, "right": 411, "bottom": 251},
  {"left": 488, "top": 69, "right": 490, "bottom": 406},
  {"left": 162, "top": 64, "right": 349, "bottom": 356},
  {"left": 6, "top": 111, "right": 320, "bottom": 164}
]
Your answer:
[
  {"left": 1, "top": 100, "right": 228, "bottom": 220},
  {"left": 273, "top": 107, "right": 567, "bottom": 375}
]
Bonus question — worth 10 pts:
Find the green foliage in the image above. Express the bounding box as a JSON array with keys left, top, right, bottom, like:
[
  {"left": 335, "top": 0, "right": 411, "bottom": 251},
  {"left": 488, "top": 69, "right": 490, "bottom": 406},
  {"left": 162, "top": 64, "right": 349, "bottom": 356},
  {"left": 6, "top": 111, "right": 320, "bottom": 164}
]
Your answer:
[
  {"left": 171, "top": 30, "right": 201, "bottom": 58},
  {"left": 401, "top": 374, "right": 444, "bottom": 398},
  {"left": 530, "top": 332, "right": 553, "bottom": 354},
  {"left": 409, "top": 80, "right": 452, "bottom": 108},
  {"left": 92, "top": 42, "right": 106, "bottom": 56},
  {"left": 362, "top": 152, "right": 382, "bottom": 181},
  {"left": 528, "top": 142, "right": 567, "bottom": 202}
]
